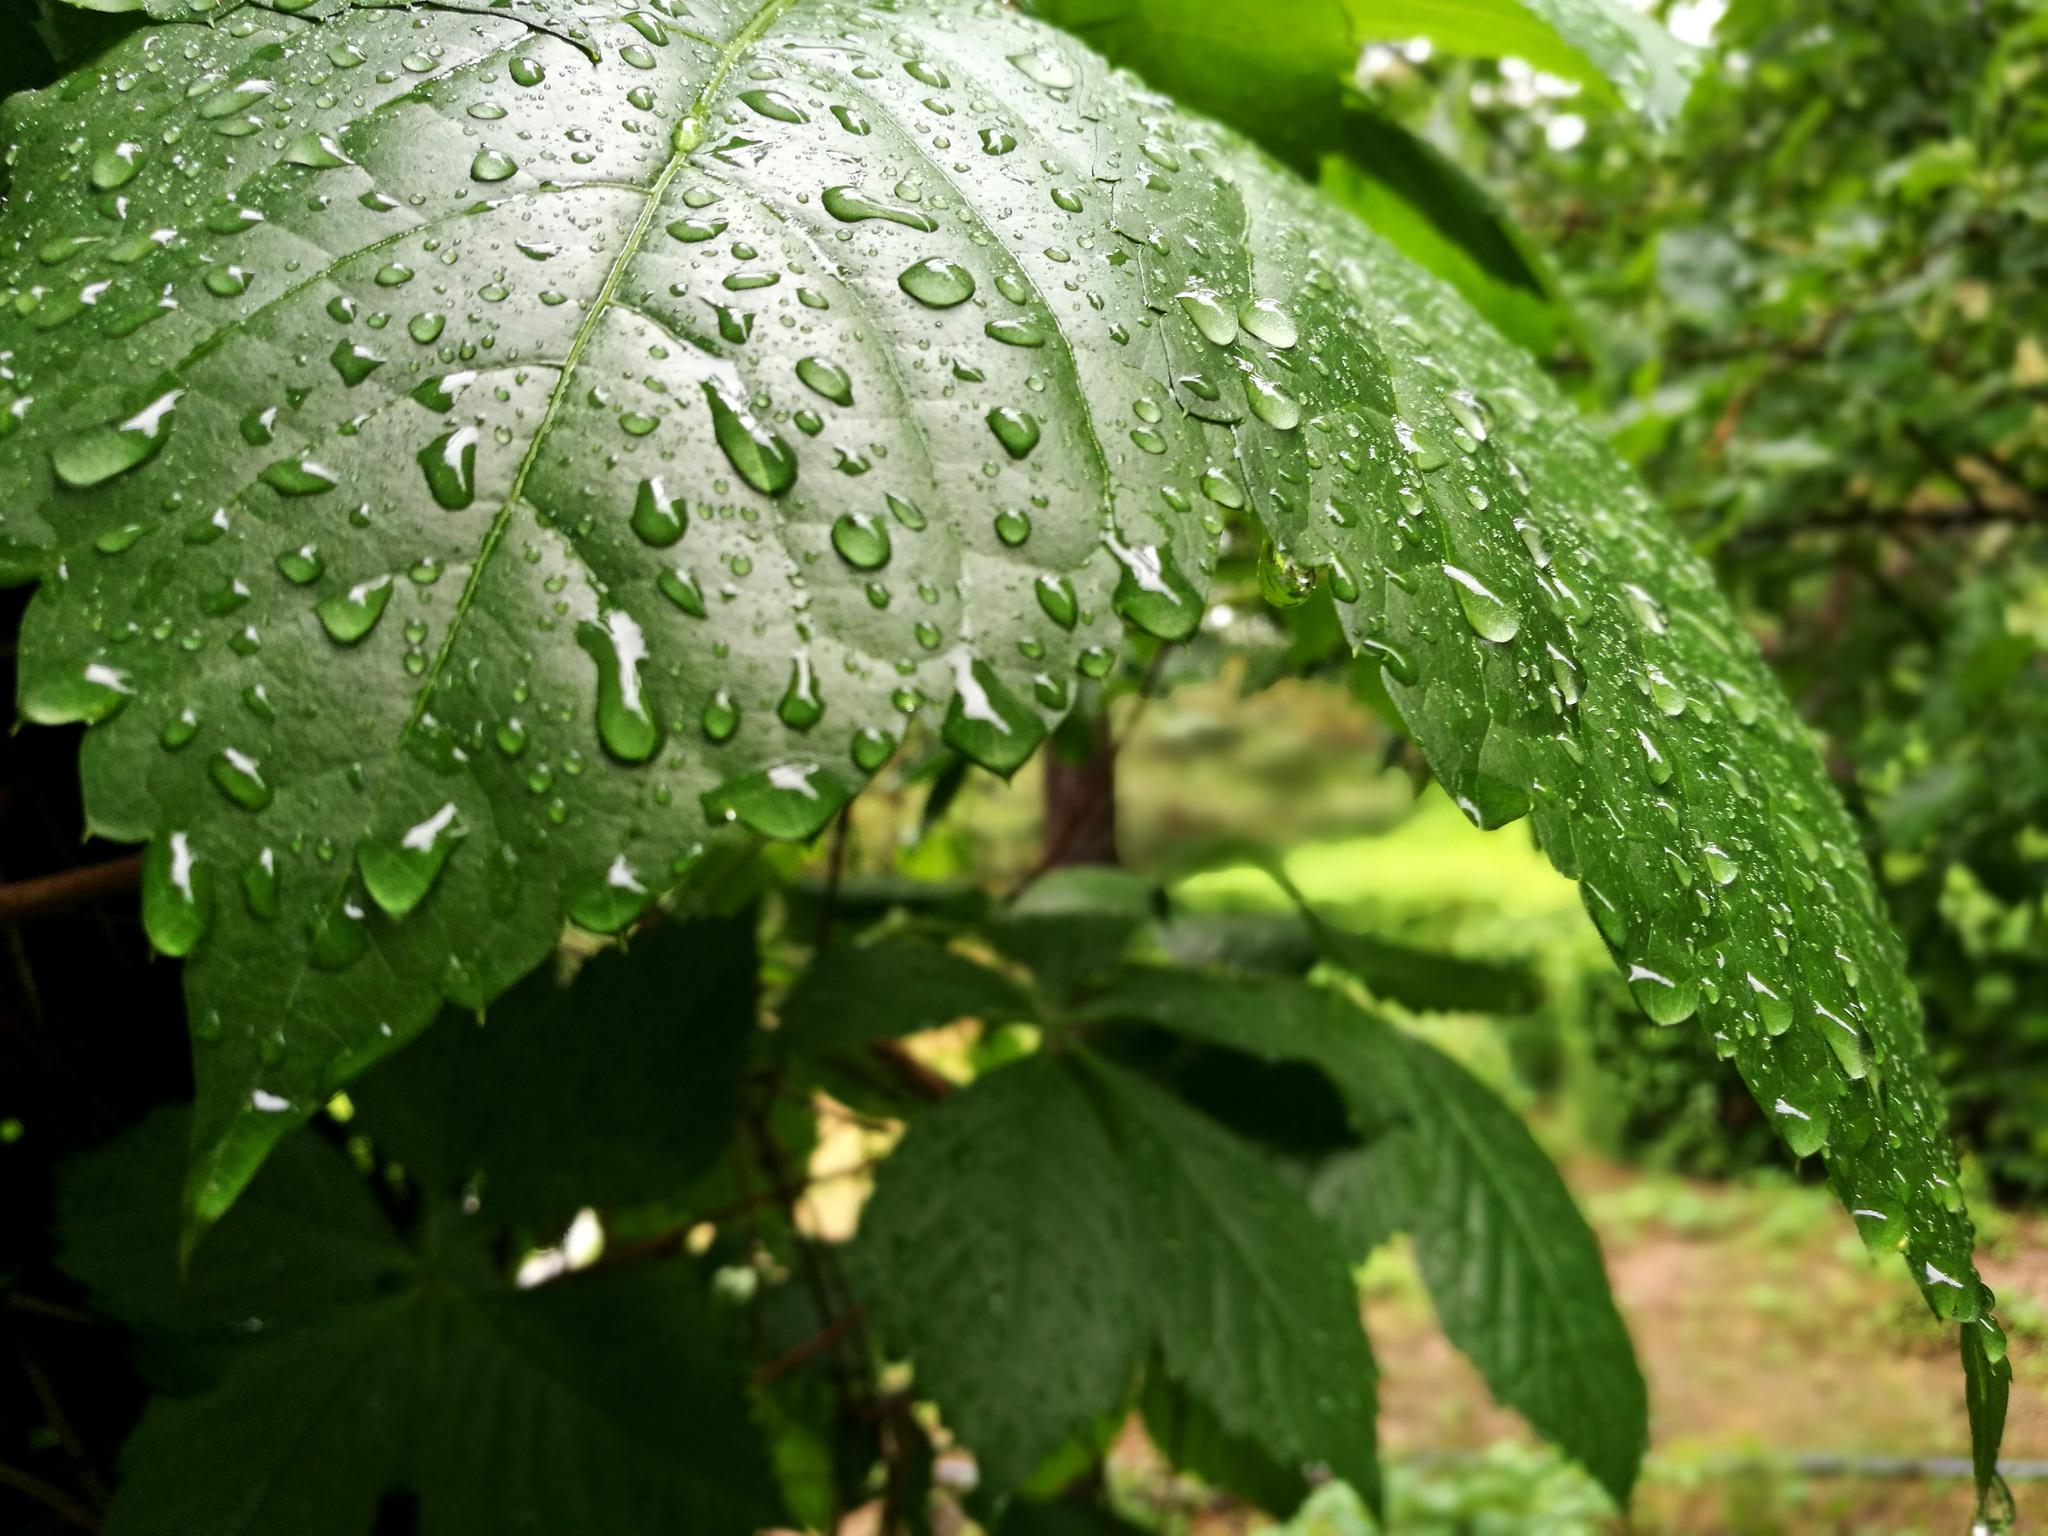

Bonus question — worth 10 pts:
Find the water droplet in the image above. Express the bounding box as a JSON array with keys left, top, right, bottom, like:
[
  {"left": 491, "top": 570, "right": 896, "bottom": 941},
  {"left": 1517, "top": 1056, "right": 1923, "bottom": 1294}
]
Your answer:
[
  {"left": 52, "top": 388, "right": 182, "bottom": 488},
  {"left": 1176, "top": 284, "right": 1239, "bottom": 346},
  {"left": 566, "top": 855, "right": 655, "bottom": 934},
  {"left": 631, "top": 476, "right": 686, "bottom": 546},
  {"left": 1035, "top": 573, "right": 1078, "bottom": 630},
  {"left": 330, "top": 341, "right": 384, "bottom": 386},
  {"left": 317, "top": 575, "right": 394, "bottom": 644},
  {"left": 831, "top": 511, "right": 891, "bottom": 569},
  {"left": 1008, "top": 48, "right": 1076, "bottom": 90},
  {"left": 210, "top": 747, "right": 273, "bottom": 811},
  {"left": 1239, "top": 299, "right": 1297, "bottom": 349},
  {"left": 510, "top": 56, "right": 545, "bottom": 87},
  {"left": 702, "top": 761, "right": 851, "bottom": 841},
  {"left": 778, "top": 653, "right": 824, "bottom": 732},
  {"left": 1443, "top": 564, "right": 1520, "bottom": 643},
  {"left": 984, "top": 317, "right": 1046, "bottom": 348},
  {"left": 703, "top": 380, "right": 796, "bottom": 496},
  {"left": 241, "top": 848, "right": 280, "bottom": 921},
  {"left": 658, "top": 567, "right": 707, "bottom": 617},
  {"left": 357, "top": 801, "right": 464, "bottom": 918},
  {"left": 19, "top": 660, "right": 132, "bottom": 726},
  {"left": 262, "top": 458, "right": 339, "bottom": 496},
  {"left": 1627, "top": 963, "right": 1699, "bottom": 1026},
  {"left": 579, "top": 610, "right": 661, "bottom": 764},
  {"left": 795, "top": 355, "right": 853, "bottom": 407},
  {"left": 986, "top": 406, "right": 1041, "bottom": 459},
  {"left": 821, "top": 184, "right": 938, "bottom": 232},
  {"left": 1245, "top": 374, "right": 1300, "bottom": 430},
  {"left": 469, "top": 148, "right": 518, "bottom": 183},
  {"left": 667, "top": 216, "right": 728, "bottom": 244},
  {"left": 417, "top": 427, "right": 478, "bottom": 509},
  {"left": 91, "top": 141, "right": 145, "bottom": 190},
  {"left": 1105, "top": 533, "right": 1202, "bottom": 640},
  {"left": 142, "top": 832, "right": 209, "bottom": 956},
  {"left": 739, "top": 88, "right": 806, "bottom": 123},
  {"left": 282, "top": 131, "right": 353, "bottom": 169},
  {"left": 941, "top": 651, "right": 1045, "bottom": 776},
  {"left": 899, "top": 257, "right": 975, "bottom": 308}
]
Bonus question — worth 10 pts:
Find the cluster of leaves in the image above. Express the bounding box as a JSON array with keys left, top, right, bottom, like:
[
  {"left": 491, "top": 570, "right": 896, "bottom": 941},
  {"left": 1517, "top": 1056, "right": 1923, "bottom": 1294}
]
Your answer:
[
  {"left": 46, "top": 869, "right": 1653, "bottom": 1531},
  {"left": 0, "top": 0, "right": 2016, "bottom": 1527}
]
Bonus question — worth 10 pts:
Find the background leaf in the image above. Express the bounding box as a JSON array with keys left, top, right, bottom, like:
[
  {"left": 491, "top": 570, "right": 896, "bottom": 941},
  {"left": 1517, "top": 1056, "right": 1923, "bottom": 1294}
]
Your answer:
[
  {"left": 1084, "top": 1054, "right": 1382, "bottom": 1511},
  {"left": 1087, "top": 967, "right": 1644, "bottom": 1502},
  {"left": 856, "top": 1055, "right": 1147, "bottom": 1497}
]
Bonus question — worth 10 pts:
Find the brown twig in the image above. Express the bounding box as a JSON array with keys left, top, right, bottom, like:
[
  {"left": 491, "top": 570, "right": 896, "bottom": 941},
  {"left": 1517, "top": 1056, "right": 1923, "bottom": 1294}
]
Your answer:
[
  {"left": 0, "top": 856, "right": 141, "bottom": 925},
  {"left": 0, "top": 1461, "right": 100, "bottom": 1533},
  {"left": 751, "top": 1307, "right": 867, "bottom": 1387}
]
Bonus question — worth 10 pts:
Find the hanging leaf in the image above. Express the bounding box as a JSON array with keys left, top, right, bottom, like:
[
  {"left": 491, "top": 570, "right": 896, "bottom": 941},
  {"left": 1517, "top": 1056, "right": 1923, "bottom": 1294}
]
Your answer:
[
  {"left": 0, "top": 0, "right": 1986, "bottom": 1372},
  {"left": 1085, "top": 966, "right": 1643, "bottom": 1503}
]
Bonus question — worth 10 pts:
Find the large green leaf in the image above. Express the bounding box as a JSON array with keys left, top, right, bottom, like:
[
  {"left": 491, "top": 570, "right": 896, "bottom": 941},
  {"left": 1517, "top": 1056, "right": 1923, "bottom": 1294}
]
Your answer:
[
  {"left": 1084, "top": 967, "right": 1643, "bottom": 1503},
  {"left": 62, "top": 1111, "right": 783, "bottom": 1535},
  {"left": 0, "top": 0, "right": 1987, "bottom": 1361}
]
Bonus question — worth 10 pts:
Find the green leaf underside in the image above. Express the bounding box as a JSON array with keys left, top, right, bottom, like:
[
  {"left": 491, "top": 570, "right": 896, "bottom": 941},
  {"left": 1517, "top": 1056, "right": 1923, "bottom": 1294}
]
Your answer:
[
  {"left": 63, "top": 1110, "right": 781, "bottom": 1535},
  {"left": 1028, "top": 0, "right": 1697, "bottom": 138},
  {"left": 1086, "top": 969, "right": 1644, "bottom": 1502},
  {"left": 0, "top": 0, "right": 1983, "bottom": 1339},
  {"left": 348, "top": 911, "right": 757, "bottom": 1231},
  {"left": 859, "top": 1053, "right": 1378, "bottom": 1506}
]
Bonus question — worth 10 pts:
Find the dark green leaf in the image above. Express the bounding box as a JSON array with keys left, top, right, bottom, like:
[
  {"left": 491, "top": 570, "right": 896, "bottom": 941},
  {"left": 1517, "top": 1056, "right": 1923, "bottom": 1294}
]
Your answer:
[
  {"left": 986, "top": 868, "right": 1157, "bottom": 1003},
  {"left": 857, "top": 1056, "right": 1147, "bottom": 1497},
  {"left": 67, "top": 1113, "right": 783, "bottom": 1535},
  {"left": 1363, "top": 1033, "right": 1646, "bottom": 1506},
  {"left": 1084, "top": 1055, "right": 1381, "bottom": 1511},
  {"left": 779, "top": 937, "right": 1032, "bottom": 1054},
  {"left": 348, "top": 913, "right": 757, "bottom": 1231},
  {"left": 1087, "top": 969, "right": 1643, "bottom": 1504},
  {"left": 58, "top": 1106, "right": 408, "bottom": 1381},
  {"left": 104, "top": 1301, "right": 414, "bottom": 1536},
  {"left": 1139, "top": 1367, "right": 1310, "bottom": 1516}
]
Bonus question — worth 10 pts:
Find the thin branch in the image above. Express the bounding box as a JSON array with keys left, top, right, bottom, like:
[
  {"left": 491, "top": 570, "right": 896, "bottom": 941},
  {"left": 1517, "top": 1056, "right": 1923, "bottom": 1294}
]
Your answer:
[
  {"left": 0, "top": 856, "right": 141, "bottom": 925},
  {"left": 751, "top": 1307, "right": 867, "bottom": 1387},
  {"left": 0, "top": 1461, "right": 100, "bottom": 1533}
]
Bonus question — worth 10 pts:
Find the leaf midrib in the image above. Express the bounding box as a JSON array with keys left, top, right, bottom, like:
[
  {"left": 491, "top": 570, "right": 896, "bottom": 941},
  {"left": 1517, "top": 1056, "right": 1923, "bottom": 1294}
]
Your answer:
[{"left": 265, "top": 0, "right": 805, "bottom": 1098}]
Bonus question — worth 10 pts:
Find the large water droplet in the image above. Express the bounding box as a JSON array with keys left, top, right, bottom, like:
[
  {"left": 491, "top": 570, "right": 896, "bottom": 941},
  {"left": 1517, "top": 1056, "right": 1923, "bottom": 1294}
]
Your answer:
[
  {"left": 142, "top": 832, "right": 209, "bottom": 957},
  {"left": 986, "top": 406, "right": 1041, "bottom": 459},
  {"left": 52, "top": 388, "right": 182, "bottom": 488},
  {"left": 703, "top": 380, "right": 796, "bottom": 496},
  {"left": 1443, "top": 564, "right": 1520, "bottom": 643},
  {"left": 209, "top": 747, "right": 273, "bottom": 812},
  {"left": 899, "top": 257, "right": 976, "bottom": 308},
  {"left": 579, "top": 610, "right": 661, "bottom": 764},
  {"left": 317, "top": 575, "right": 394, "bottom": 644},
  {"left": 418, "top": 426, "right": 478, "bottom": 509},
  {"left": 821, "top": 185, "right": 938, "bottom": 231},
  {"left": 778, "top": 653, "right": 824, "bottom": 732},
  {"left": 1106, "top": 533, "right": 1202, "bottom": 641},
  {"left": 357, "top": 800, "right": 464, "bottom": 919},
  {"left": 631, "top": 477, "right": 686, "bottom": 546},
  {"left": 831, "top": 511, "right": 891, "bottom": 569}
]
